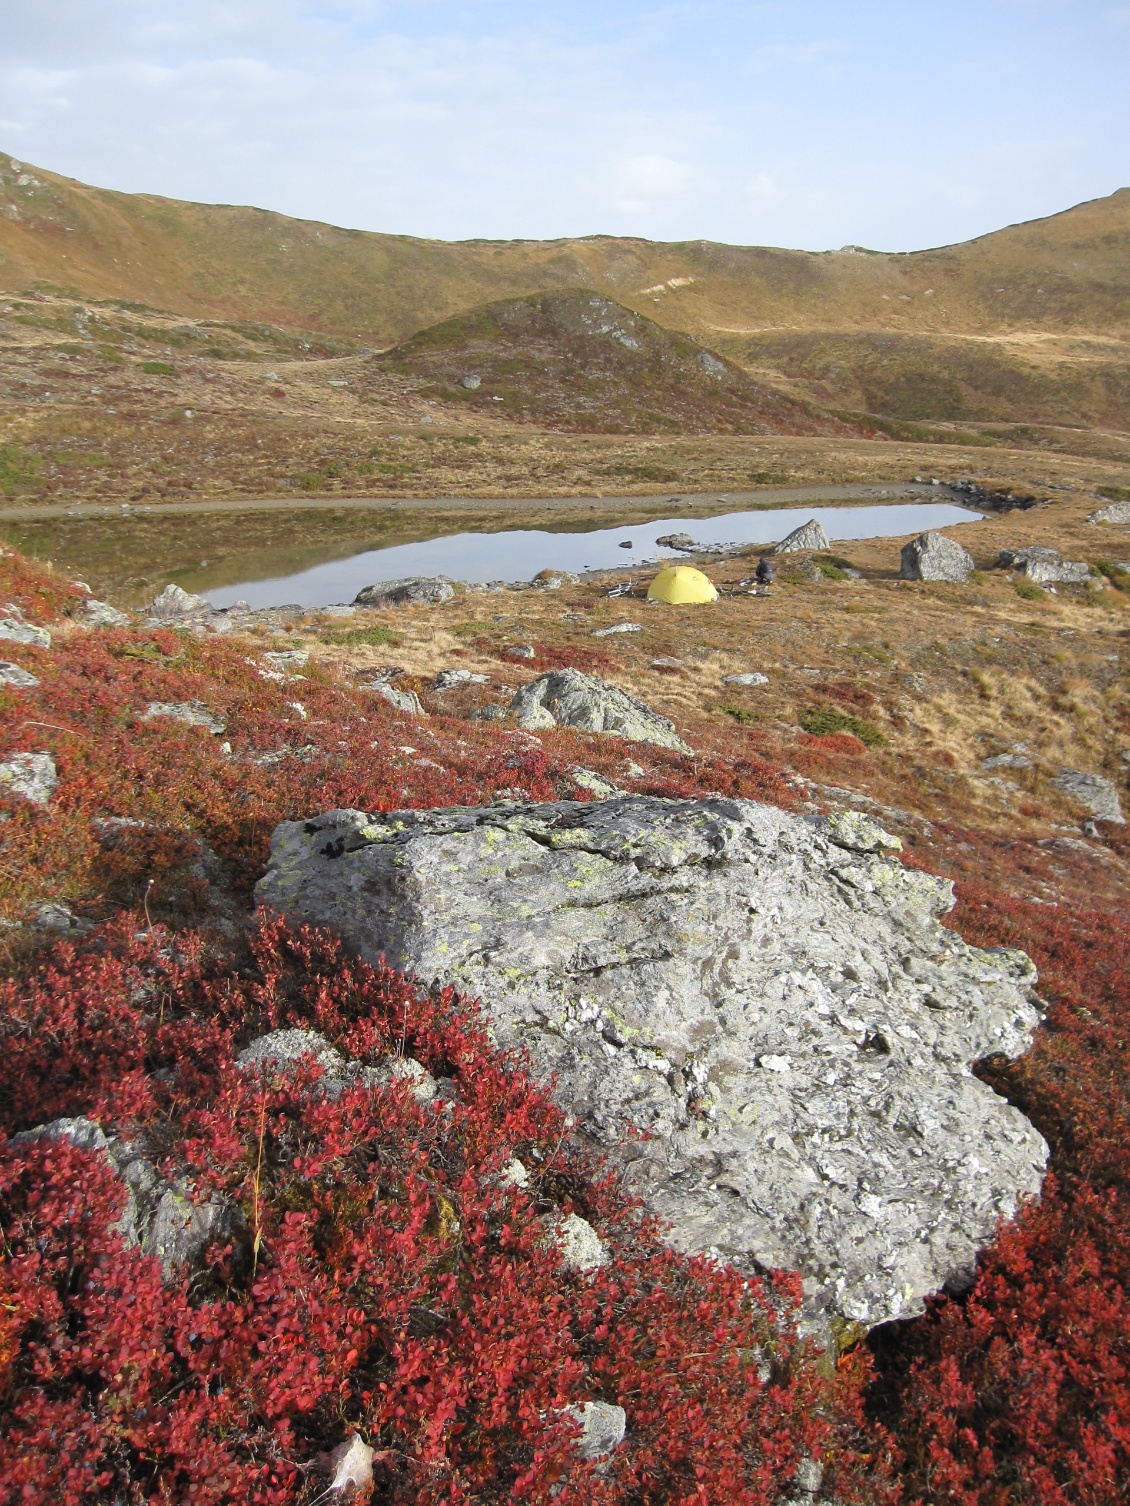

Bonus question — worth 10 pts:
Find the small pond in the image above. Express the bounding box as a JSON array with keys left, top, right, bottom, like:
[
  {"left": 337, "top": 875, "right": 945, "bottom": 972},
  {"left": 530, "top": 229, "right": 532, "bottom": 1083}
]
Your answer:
[{"left": 204, "top": 500, "right": 982, "bottom": 610}]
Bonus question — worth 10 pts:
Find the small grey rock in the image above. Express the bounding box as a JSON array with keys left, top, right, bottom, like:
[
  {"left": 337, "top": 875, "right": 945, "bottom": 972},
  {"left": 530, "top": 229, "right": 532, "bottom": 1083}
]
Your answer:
[
  {"left": 506, "top": 644, "right": 537, "bottom": 659},
  {"left": 0, "top": 660, "right": 38, "bottom": 688},
  {"left": 820, "top": 810, "right": 903, "bottom": 854},
  {"left": 0, "top": 751, "right": 58, "bottom": 805},
  {"left": 697, "top": 351, "right": 727, "bottom": 378},
  {"left": 554, "top": 1212, "right": 608, "bottom": 1273},
  {"left": 471, "top": 705, "right": 508, "bottom": 722},
  {"left": 0, "top": 616, "right": 50, "bottom": 648},
  {"left": 366, "top": 680, "right": 427, "bottom": 716},
  {"left": 77, "top": 597, "right": 131, "bottom": 628},
  {"left": 461, "top": 374, "right": 481, "bottom": 390},
  {"left": 900, "top": 532, "right": 975, "bottom": 583},
  {"left": 571, "top": 767, "right": 622, "bottom": 799},
  {"left": 1053, "top": 770, "right": 1125, "bottom": 824},
  {"left": 263, "top": 649, "right": 309, "bottom": 670},
  {"left": 433, "top": 668, "right": 490, "bottom": 691},
  {"left": 30, "top": 901, "right": 90, "bottom": 935},
  {"left": 354, "top": 577, "right": 454, "bottom": 608},
  {"left": 567, "top": 1400, "right": 626, "bottom": 1460},
  {"left": 774, "top": 519, "right": 830, "bottom": 555},
  {"left": 982, "top": 753, "right": 1033, "bottom": 771},
  {"left": 237, "top": 1027, "right": 349, "bottom": 1078},
  {"left": 1088, "top": 500, "right": 1130, "bottom": 524},
  {"left": 511, "top": 668, "right": 690, "bottom": 752},
  {"left": 592, "top": 623, "right": 642, "bottom": 637},
  {"left": 723, "top": 672, "right": 769, "bottom": 687},
  {"left": 143, "top": 701, "right": 227, "bottom": 735}
]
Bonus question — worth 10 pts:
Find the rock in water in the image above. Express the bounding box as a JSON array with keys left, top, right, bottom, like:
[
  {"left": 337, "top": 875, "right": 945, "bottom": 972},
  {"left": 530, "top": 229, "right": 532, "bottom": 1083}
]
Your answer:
[
  {"left": 511, "top": 668, "right": 690, "bottom": 752},
  {"left": 774, "top": 519, "right": 830, "bottom": 555},
  {"left": 354, "top": 577, "right": 455, "bottom": 607},
  {"left": 257, "top": 796, "right": 1047, "bottom": 1327},
  {"left": 899, "top": 532, "right": 974, "bottom": 583}
]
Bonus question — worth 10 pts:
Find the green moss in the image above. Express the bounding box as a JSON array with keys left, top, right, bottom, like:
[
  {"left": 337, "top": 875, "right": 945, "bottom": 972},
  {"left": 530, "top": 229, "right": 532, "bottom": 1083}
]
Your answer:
[
  {"left": 0, "top": 443, "right": 42, "bottom": 496},
  {"left": 139, "top": 360, "right": 176, "bottom": 376},
  {"left": 798, "top": 707, "right": 884, "bottom": 746},
  {"left": 1014, "top": 580, "right": 1048, "bottom": 602},
  {"left": 319, "top": 623, "right": 401, "bottom": 647}
]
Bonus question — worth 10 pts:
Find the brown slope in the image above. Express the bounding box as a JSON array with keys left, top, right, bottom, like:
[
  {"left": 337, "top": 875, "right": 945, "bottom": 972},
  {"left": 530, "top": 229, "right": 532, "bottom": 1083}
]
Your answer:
[
  {"left": 366, "top": 289, "right": 859, "bottom": 436},
  {"left": 1, "top": 152, "right": 1127, "bottom": 349}
]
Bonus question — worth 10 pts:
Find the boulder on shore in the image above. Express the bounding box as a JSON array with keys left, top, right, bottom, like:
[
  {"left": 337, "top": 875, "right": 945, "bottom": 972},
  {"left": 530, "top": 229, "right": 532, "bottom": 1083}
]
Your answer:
[
  {"left": 257, "top": 795, "right": 1047, "bottom": 1328},
  {"left": 900, "top": 532, "right": 974, "bottom": 583},
  {"left": 354, "top": 577, "right": 454, "bottom": 607},
  {"left": 511, "top": 668, "right": 690, "bottom": 752},
  {"left": 773, "top": 519, "right": 830, "bottom": 555}
]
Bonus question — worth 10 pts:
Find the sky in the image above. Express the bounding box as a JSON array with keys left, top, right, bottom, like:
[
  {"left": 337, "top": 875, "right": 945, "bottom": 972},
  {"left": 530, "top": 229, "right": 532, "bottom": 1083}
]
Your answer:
[{"left": 2, "top": 1, "right": 1128, "bottom": 252}]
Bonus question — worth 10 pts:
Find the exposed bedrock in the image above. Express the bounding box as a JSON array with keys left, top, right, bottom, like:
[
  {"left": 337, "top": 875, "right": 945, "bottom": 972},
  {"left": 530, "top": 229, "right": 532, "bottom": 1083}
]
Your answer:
[{"left": 256, "top": 795, "right": 1048, "bottom": 1329}]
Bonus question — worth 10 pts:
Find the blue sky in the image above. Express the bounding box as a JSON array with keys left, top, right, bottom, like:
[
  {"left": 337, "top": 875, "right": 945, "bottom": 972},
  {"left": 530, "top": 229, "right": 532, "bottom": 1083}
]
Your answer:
[{"left": 2, "top": 1, "right": 1128, "bottom": 250}]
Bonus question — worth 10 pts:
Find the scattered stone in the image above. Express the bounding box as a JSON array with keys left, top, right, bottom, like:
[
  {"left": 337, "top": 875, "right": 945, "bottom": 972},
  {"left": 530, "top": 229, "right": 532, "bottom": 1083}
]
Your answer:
[
  {"left": 774, "top": 519, "right": 830, "bottom": 555},
  {"left": 511, "top": 669, "right": 690, "bottom": 752},
  {"left": 698, "top": 351, "right": 727, "bottom": 378},
  {"left": 0, "top": 751, "right": 58, "bottom": 806},
  {"left": 258, "top": 796, "right": 1048, "bottom": 1327},
  {"left": 365, "top": 681, "right": 427, "bottom": 716},
  {"left": 1053, "top": 770, "right": 1125, "bottom": 824},
  {"left": 723, "top": 672, "right": 769, "bottom": 687},
  {"left": 461, "top": 374, "right": 481, "bottom": 390},
  {"left": 0, "top": 660, "right": 38, "bottom": 688},
  {"left": 567, "top": 1400, "right": 627, "bottom": 1460},
  {"left": 471, "top": 705, "right": 508, "bottom": 722},
  {"left": 982, "top": 753, "right": 1033, "bottom": 771},
  {"left": 29, "top": 901, "right": 90, "bottom": 935},
  {"left": 354, "top": 577, "right": 454, "bottom": 608},
  {"left": 571, "top": 767, "right": 622, "bottom": 799},
  {"left": 999, "top": 547, "right": 1092, "bottom": 585},
  {"left": 506, "top": 644, "right": 537, "bottom": 659},
  {"left": 433, "top": 668, "right": 490, "bottom": 691},
  {"left": 147, "top": 583, "right": 210, "bottom": 619},
  {"left": 323, "top": 603, "right": 357, "bottom": 618},
  {"left": 262, "top": 649, "right": 309, "bottom": 670},
  {"left": 1088, "top": 500, "right": 1130, "bottom": 524},
  {"left": 554, "top": 1212, "right": 608, "bottom": 1273},
  {"left": 650, "top": 657, "right": 685, "bottom": 671},
  {"left": 592, "top": 622, "right": 641, "bottom": 637},
  {"left": 14, "top": 1117, "right": 242, "bottom": 1280},
  {"left": 371, "top": 1055, "right": 439, "bottom": 1104},
  {"left": 532, "top": 569, "right": 580, "bottom": 589},
  {"left": 143, "top": 701, "right": 227, "bottom": 735},
  {"left": 499, "top": 1157, "right": 530, "bottom": 1188},
  {"left": 77, "top": 597, "right": 130, "bottom": 628},
  {"left": 656, "top": 533, "right": 697, "bottom": 551},
  {"left": 0, "top": 615, "right": 50, "bottom": 648},
  {"left": 900, "top": 532, "right": 975, "bottom": 583}
]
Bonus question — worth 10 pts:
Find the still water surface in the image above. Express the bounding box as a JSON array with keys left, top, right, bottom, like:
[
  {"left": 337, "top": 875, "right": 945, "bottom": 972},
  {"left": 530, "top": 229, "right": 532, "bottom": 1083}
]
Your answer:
[{"left": 205, "top": 500, "right": 981, "bottom": 610}]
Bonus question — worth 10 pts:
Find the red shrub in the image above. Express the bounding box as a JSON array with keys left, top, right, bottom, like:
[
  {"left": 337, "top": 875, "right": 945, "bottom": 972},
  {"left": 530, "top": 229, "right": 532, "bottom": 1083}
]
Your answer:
[{"left": 0, "top": 918, "right": 883, "bottom": 1505}]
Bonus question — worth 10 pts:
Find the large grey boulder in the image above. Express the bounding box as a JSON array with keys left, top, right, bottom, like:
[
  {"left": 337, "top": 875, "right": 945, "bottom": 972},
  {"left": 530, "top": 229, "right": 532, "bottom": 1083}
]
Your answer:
[
  {"left": 354, "top": 577, "right": 454, "bottom": 607},
  {"left": 999, "top": 547, "right": 1092, "bottom": 585},
  {"left": 257, "top": 796, "right": 1047, "bottom": 1328},
  {"left": 900, "top": 532, "right": 975, "bottom": 583},
  {"left": 511, "top": 668, "right": 691, "bottom": 753},
  {"left": 774, "top": 519, "right": 830, "bottom": 555},
  {"left": 0, "top": 751, "right": 57, "bottom": 805},
  {"left": 1053, "top": 769, "right": 1125, "bottom": 824}
]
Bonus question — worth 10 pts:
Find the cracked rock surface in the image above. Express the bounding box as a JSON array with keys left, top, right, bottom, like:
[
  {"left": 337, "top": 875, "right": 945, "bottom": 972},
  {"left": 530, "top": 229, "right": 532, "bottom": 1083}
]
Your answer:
[{"left": 257, "top": 795, "right": 1048, "bottom": 1327}]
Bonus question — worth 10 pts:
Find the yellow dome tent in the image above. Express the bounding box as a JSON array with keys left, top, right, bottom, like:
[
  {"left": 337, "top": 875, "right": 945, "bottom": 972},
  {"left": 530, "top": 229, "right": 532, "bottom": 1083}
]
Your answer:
[{"left": 647, "top": 565, "right": 718, "bottom": 604}]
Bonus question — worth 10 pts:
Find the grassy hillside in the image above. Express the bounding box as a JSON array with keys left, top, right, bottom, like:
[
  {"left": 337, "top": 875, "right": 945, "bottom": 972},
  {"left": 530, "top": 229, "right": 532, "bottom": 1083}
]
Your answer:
[{"left": 1, "top": 152, "right": 1128, "bottom": 349}]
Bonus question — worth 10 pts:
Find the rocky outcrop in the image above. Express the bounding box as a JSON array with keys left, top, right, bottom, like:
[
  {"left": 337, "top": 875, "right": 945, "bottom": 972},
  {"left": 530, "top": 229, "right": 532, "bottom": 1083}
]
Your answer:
[
  {"left": 0, "top": 751, "right": 57, "bottom": 805},
  {"left": 511, "top": 669, "right": 691, "bottom": 753},
  {"left": 999, "top": 546, "right": 1093, "bottom": 585},
  {"left": 1053, "top": 769, "right": 1125, "bottom": 824},
  {"left": 354, "top": 577, "right": 455, "bottom": 607},
  {"left": 147, "top": 583, "right": 211, "bottom": 620},
  {"left": 257, "top": 795, "right": 1047, "bottom": 1328},
  {"left": 723, "top": 672, "right": 769, "bottom": 687},
  {"left": 900, "top": 532, "right": 974, "bottom": 583},
  {"left": 77, "top": 597, "right": 131, "bottom": 628},
  {"left": 774, "top": 519, "right": 830, "bottom": 555},
  {"left": 1088, "top": 500, "right": 1130, "bottom": 524}
]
